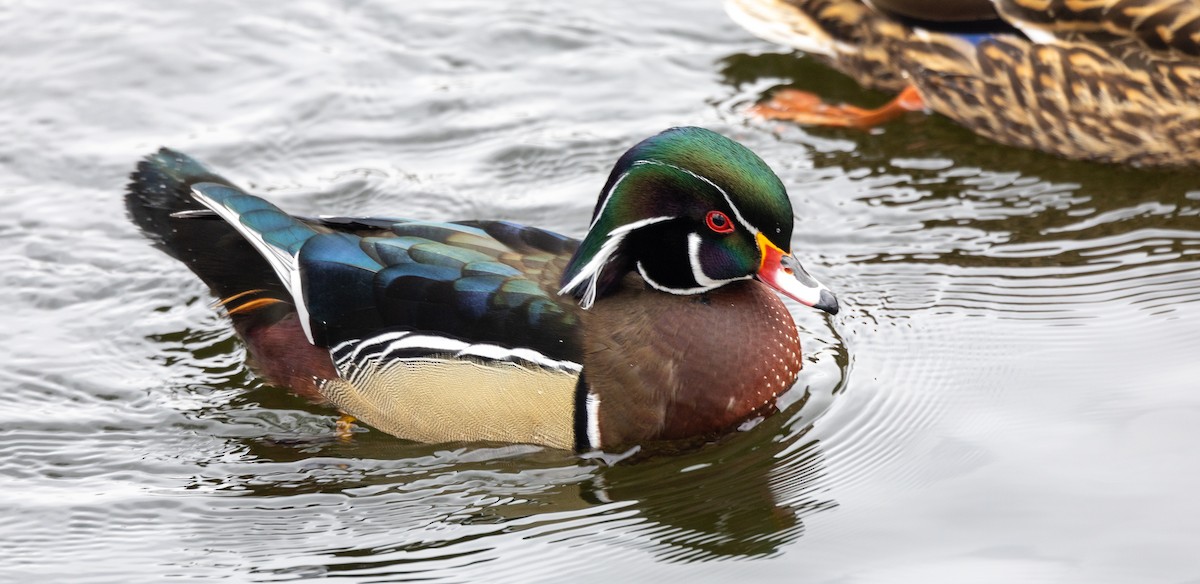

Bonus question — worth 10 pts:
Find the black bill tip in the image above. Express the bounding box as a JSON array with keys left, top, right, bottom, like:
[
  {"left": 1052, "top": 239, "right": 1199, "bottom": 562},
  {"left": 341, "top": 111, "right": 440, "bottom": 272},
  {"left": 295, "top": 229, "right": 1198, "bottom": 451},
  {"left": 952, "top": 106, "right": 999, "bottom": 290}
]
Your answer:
[{"left": 814, "top": 289, "right": 839, "bottom": 315}]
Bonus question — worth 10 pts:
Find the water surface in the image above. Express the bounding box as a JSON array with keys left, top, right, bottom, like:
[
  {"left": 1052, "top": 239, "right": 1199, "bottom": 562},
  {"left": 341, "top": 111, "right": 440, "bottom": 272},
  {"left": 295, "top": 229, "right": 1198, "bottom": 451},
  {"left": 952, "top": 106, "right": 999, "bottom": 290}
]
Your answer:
[{"left": 2, "top": 2, "right": 1199, "bottom": 582}]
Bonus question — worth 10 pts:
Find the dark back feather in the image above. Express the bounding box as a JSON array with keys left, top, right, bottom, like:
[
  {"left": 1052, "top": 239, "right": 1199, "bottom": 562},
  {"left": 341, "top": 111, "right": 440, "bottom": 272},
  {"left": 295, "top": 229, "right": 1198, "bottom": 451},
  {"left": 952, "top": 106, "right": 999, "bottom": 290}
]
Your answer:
[{"left": 125, "top": 149, "right": 293, "bottom": 329}]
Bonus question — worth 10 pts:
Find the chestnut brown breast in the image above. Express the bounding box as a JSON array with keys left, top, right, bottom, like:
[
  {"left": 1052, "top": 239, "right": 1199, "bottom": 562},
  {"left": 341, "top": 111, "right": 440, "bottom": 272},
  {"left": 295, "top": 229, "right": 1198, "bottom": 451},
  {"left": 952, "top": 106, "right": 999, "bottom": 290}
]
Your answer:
[
  {"left": 242, "top": 314, "right": 339, "bottom": 403},
  {"left": 583, "top": 277, "right": 803, "bottom": 447}
]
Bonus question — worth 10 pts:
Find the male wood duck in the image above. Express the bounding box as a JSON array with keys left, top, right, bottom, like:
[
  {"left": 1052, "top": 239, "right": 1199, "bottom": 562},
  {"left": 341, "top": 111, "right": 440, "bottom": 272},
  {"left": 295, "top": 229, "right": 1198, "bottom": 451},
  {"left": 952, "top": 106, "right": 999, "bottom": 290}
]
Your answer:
[
  {"left": 726, "top": 0, "right": 1200, "bottom": 167},
  {"left": 126, "top": 127, "right": 838, "bottom": 452}
]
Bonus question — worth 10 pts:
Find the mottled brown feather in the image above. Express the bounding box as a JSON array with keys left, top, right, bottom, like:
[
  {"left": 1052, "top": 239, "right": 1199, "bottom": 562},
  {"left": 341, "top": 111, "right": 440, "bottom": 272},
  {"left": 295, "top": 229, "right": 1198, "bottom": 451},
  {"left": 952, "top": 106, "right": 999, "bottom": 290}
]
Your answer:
[
  {"left": 583, "top": 275, "right": 803, "bottom": 448},
  {"left": 729, "top": 0, "right": 1200, "bottom": 166}
]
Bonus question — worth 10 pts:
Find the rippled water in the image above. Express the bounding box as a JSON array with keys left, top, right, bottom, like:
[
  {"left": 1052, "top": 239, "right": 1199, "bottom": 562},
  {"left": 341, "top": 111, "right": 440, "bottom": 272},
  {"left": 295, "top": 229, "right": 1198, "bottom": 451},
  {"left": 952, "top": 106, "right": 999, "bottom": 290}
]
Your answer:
[{"left": 3, "top": 1, "right": 1199, "bottom": 582}]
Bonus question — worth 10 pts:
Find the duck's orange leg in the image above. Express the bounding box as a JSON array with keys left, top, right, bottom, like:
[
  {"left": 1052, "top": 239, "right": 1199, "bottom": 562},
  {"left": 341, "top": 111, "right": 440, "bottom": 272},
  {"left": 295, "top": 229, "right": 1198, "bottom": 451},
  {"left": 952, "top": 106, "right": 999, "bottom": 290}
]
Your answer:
[
  {"left": 751, "top": 85, "right": 924, "bottom": 129},
  {"left": 335, "top": 414, "right": 358, "bottom": 441}
]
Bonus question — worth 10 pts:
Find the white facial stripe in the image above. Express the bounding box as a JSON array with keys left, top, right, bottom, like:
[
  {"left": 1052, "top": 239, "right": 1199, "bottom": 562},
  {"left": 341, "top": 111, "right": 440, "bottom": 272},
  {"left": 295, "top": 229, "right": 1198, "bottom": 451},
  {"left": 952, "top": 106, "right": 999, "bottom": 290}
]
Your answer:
[
  {"left": 633, "top": 159, "right": 758, "bottom": 233},
  {"left": 587, "top": 164, "right": 638, "bottom": 230},
  {"left": 637, "top": 261, "right": 713, "bottom": 295},
  {"left": 191, "top": 186, "right": 317, "bottom": 344},
  {"left": 559, "top": 215, "right": 675, "bottom": 309},
  {"left": 636, "top": 249, "right": 750, "bottom": 296},
  {"left": 688, "top": 232, "right": 725, "bottom": 287}
]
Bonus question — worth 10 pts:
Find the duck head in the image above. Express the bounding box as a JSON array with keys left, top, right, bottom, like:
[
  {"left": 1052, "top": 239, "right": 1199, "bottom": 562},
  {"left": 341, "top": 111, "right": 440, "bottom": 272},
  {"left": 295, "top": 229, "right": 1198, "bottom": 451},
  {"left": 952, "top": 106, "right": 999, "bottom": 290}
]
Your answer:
[{"left": 560, "top": 127, "right": 838, "bottom": 314}]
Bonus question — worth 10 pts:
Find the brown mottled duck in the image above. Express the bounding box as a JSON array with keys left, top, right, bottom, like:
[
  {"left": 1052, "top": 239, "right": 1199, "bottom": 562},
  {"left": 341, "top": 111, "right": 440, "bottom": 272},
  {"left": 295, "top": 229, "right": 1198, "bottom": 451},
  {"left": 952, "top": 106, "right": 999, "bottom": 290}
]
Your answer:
[{"left": 726, "top": 0, "right": 1200, "bottom": 167}]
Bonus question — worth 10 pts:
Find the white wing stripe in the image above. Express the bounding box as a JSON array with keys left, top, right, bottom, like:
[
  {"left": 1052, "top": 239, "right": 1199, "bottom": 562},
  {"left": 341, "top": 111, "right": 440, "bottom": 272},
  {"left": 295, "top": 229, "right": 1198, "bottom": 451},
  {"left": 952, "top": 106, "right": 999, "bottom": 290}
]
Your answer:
[
  {"left": 332, "top": 331, "right": 583, "bottom": 375},
  {"left": 190, "top": 186, "right": 317, "bottom": 343}
]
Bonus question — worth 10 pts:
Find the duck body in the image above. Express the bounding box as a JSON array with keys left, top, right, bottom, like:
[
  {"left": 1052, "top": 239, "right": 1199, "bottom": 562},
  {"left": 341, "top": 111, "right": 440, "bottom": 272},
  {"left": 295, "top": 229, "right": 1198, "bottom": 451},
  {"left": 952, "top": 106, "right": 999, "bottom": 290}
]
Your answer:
[
  {"left": 727, "top": 0, "right": 1200, "bottom": 167},
  {"left": 126, "top": 128, "right": 837, "bottom": 452}
]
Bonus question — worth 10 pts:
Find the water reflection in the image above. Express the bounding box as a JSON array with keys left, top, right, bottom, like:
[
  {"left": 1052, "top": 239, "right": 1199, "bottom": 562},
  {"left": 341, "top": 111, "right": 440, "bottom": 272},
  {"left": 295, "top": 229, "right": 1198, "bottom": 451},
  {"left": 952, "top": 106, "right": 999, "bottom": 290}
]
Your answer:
[{"left": 171, "top": 386, "right": 838, "bottom": 574}]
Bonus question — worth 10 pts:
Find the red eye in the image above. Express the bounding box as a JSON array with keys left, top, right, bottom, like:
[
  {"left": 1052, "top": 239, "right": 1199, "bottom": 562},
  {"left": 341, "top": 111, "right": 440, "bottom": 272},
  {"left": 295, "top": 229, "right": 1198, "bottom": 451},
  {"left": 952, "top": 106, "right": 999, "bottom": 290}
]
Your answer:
[{"left": 705, "top": 210, "right": 734, "bottom": 234}]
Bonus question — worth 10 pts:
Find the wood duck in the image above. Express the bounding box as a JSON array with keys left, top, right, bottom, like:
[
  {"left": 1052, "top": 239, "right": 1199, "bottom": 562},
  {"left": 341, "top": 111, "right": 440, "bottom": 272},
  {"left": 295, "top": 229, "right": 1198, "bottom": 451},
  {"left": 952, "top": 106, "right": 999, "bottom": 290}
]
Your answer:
[
  {"left": 126, "top": 127, "right": 838, "bottom": 452},
  {"left": 727, "top": 0, "right": 1200, "bottom": 167}
]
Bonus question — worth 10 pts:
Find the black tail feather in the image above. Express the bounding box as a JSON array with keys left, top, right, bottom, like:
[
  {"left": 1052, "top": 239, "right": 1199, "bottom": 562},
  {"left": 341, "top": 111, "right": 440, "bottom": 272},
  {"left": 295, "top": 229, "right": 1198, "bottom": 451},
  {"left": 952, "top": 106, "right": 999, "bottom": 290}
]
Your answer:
[
  {"left": 125, "top": 149, "right": 293, "bottom": 329},
  {"left": 125, "top": 148, "right": 233, "bottom": 252}
]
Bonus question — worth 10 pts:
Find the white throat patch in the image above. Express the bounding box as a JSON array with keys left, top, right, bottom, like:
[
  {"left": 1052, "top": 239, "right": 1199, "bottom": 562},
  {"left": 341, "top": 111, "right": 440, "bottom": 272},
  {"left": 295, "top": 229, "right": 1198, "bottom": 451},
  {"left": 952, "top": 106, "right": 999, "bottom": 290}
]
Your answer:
[{"left": 636, "top": 232, "right": 750, "bottom": 296}]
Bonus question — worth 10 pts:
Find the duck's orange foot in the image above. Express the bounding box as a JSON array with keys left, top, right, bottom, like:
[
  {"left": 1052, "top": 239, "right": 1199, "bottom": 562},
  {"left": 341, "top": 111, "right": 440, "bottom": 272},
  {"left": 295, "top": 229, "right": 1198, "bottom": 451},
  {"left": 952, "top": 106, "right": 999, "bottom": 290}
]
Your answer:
[
  {"left": 335, "top": 414, "right": 358, "bottom": 442},
  {"left": 751, "top": 85, "right": 924, "bottom": 130}
]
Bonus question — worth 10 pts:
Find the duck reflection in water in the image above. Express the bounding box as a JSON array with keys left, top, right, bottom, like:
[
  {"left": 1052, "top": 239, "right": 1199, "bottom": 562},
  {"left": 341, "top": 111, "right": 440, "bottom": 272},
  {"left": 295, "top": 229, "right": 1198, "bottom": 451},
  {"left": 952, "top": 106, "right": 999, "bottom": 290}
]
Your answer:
[{"left": 184, "top": 379, "right": 837, "bottom": 565}]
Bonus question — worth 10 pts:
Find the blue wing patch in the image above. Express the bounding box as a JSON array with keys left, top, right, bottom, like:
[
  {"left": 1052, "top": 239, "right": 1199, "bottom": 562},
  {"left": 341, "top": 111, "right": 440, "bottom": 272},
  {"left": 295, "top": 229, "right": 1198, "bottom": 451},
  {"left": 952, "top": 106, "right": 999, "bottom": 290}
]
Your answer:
[
  {"left": 188, "top": 193, "right": 583, "bottom": 358},
  {"left": 192, "top": 183, "right": 318, "bottom": 257},
  {"left": 299, "top": 216, "right": 584, "bottom": 361}
]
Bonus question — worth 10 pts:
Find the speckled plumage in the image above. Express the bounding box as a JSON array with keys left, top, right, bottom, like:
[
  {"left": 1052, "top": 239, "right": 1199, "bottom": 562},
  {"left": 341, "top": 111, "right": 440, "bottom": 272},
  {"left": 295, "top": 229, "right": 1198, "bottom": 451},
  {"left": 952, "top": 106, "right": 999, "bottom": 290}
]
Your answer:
[{"left": 727, "top": 0, "right": 1200, "bottom": 166}]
